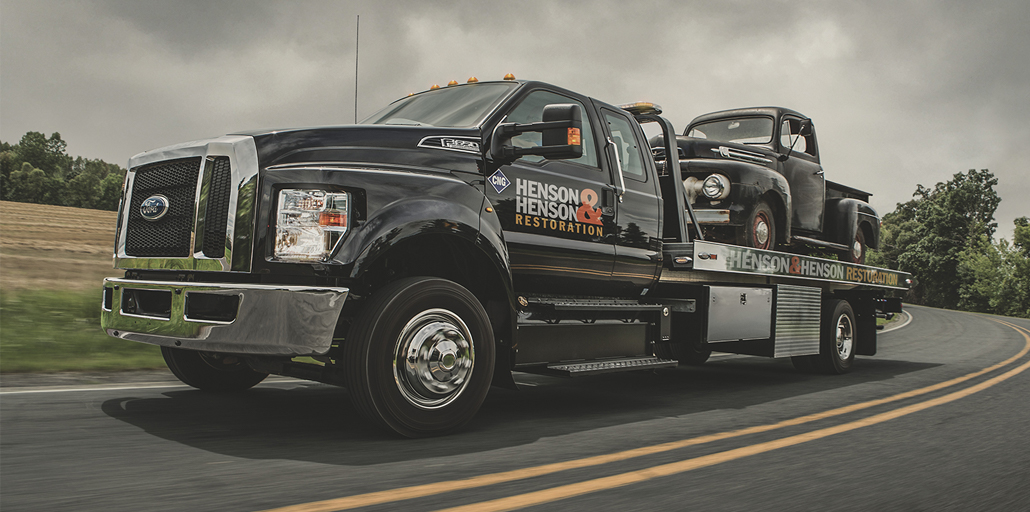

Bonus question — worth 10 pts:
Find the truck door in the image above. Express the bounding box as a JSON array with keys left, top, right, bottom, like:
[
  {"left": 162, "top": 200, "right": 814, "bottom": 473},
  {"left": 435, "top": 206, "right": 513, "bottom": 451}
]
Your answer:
[
  {"left": 600, "top": 107, "right": 663, "bottom": 296},
  {"left": 780, "top": 116, "right": 825, "bottom": 233},
  {"left": 486, "top": 89, "right": 617, "bottom": 295}
]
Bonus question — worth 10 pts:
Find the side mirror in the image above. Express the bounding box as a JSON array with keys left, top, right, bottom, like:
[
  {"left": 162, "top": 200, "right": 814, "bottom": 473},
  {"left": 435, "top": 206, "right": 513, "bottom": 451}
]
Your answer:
[
  {"left": 490, "top": 103, "right": 583, "bottom": 163},
  {"left": 779, "top": 118, "right": 813, "bottom": 161},
  {"left": 798, "top": 119, "right": 813, "bottom": 136}
]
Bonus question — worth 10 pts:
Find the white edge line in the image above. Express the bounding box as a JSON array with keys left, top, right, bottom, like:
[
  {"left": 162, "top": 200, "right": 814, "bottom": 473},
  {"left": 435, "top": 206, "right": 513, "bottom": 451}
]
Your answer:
[
  {"left": 0, "top": 377, "right": 306, "bottom": 395},
  {"left": 0, "top": 383, "right": 191, "bottom": 395},
  {"left": 882, "top": 310, "right": 913, "bottom": 333}
]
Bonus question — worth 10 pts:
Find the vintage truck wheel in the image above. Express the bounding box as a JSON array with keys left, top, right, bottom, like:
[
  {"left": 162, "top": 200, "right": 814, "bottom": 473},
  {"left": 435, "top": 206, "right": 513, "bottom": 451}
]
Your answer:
[
  {"left": 742, "top": 200, "right": 776, "bottom": 251},
  {"left": 344, "top": 277, "right": 495, "bottom": 437},
  {"left": 161, "top": 347, "right": 268, "bottom": 391},
  {"left": 844, "top": 229, "right": 867, "bottom": 264}
]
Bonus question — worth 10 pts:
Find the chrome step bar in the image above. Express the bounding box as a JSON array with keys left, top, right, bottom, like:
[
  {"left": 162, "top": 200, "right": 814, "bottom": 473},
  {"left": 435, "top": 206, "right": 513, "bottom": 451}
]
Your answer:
[{"left": 520, "top": 356, "right": 678, "bottom": 377}]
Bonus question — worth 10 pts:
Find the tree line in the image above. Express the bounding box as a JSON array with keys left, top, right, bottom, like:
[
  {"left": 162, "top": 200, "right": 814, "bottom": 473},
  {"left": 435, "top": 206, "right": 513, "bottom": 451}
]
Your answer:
[
  {"left": 867, "top": 169, "right": 1029, "bottom": 319},
  {"left": 1, "top": 132, "right": 125, "bottom": 211}
]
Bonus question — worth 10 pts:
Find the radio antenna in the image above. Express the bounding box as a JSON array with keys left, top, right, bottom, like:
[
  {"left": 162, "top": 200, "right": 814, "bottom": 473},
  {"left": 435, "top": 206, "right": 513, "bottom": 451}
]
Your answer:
[{"left": 354, "top": 14, "right": 360, "bottom": 124}]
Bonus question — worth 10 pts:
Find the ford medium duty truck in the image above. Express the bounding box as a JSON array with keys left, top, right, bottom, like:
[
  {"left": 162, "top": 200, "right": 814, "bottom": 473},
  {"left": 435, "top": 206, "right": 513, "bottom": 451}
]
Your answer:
[{"left": 101, "top": 78, "right": 909, "bottom": 437}]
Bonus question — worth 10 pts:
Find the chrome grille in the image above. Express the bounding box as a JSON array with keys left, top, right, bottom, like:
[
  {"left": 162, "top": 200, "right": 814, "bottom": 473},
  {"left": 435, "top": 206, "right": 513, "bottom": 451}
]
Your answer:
[
  {"left": 202, "top": 156, "right": 232, "bottom": 258},
  {"left": 125, "top": 157, "right": 202, "bottom": 257}
]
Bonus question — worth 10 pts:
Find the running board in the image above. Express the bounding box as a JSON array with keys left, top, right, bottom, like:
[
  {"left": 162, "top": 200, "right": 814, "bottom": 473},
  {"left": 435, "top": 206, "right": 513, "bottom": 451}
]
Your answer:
[
  {"left": 792, "top": 235, "right": 849, "bottom": 252},
  {"left": 519, "top": 356, "right": 678, "bottom": 377}
]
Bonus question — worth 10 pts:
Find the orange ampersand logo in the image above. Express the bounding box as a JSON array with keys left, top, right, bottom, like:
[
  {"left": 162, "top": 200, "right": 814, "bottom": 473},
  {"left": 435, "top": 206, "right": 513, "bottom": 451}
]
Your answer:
[
  {"left": 576, "top": 188, "right": 603, "bottom": 225},
  {"left": 789, "top": 256, "right": 801, "bottom": 274}
]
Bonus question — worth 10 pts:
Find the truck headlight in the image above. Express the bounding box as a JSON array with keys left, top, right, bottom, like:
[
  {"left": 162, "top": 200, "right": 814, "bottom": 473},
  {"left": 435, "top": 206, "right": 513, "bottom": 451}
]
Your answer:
[
  {"left": 701, "top": 174, "right": 730, "bottom": 200},
  {"left": 275, "top": 189, "right": 349, "bottom": 262}
]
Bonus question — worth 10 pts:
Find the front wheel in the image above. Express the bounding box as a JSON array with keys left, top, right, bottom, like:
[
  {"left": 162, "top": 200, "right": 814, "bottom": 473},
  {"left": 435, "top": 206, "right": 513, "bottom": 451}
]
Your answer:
[
  {"left": 161, "top": 347, "right": 268, "bottom": 391},
  {"left": 344, "top": 277, "right": 495, "bottom": 437},
  {"left": 740, "top": 200, "right": 776, "bottom": 251}
]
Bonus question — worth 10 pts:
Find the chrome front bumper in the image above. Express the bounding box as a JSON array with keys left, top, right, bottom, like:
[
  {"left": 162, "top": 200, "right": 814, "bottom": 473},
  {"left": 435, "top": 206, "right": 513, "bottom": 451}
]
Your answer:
[
  {"left": 685, "top": 209, "right": 731, "bottom": 224},
  {"left": 101, "top": 278, "right": 348, "bottom": 356}
]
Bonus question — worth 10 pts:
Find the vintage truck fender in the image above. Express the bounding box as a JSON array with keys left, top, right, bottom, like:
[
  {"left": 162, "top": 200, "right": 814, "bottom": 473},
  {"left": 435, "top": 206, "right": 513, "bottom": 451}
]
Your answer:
[
  {"left": 682, "top": 158, "right": 792, "bottom": 243},
  {"left": 824, "top": 198, "right": 881, "bottom": 250}
]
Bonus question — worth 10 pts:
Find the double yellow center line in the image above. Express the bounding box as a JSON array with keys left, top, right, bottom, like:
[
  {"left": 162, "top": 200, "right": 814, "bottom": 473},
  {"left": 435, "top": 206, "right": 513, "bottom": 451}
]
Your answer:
[{"left": 264, "top": 317, "right": 1030, "bottom": 512}]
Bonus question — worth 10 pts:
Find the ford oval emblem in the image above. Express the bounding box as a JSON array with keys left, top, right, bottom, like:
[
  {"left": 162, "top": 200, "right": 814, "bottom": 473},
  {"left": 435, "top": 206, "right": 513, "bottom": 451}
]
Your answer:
[{"left": 140, "top": 195, "right": 170, "bottom": 221}]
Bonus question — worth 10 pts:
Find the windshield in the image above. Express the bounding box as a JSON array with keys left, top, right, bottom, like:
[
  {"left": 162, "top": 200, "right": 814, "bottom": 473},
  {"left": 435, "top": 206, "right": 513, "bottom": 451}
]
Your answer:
[
  {"left": 361, "top": 82, "right": 519, "bottom": 128},
  {"left": 687, "top": 117, "right": 774, "bottom": 145}
]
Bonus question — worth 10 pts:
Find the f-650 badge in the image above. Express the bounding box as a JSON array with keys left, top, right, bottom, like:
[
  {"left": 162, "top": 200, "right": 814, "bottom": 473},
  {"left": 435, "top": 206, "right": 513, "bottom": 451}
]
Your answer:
[{"left": 140, "top": 195, "right": 170, "bottom": 221}]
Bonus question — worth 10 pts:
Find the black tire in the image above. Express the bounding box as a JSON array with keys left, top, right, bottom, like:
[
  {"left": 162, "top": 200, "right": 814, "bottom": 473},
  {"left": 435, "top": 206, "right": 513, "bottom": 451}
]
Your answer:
[
  {"left": 344, "top": 277, "right": 495, "bottom": 438},
  {"left": 655, "top": 342, "right": 711, "bottom": 366},
  {"left": 161, "top": 347, "right": 268, "bottom": 391},
  {"left": 814, "top": 299, "right": 856, "bottom": 374},
  {"left": 741, "top": 200, "right": 776, "bottom": 251}
]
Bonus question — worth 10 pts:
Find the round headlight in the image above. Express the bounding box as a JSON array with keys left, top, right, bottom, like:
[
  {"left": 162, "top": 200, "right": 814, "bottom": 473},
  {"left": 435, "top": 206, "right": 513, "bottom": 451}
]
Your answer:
[{"left": 701, "top": 174, "right": 730, "bottom": 200}]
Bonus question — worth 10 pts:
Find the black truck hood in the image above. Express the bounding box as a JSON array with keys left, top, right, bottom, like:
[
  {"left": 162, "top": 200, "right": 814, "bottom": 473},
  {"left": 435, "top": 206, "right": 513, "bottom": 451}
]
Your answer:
[{"left": 232, "top": 125, "right": 484, "bottom": 171}]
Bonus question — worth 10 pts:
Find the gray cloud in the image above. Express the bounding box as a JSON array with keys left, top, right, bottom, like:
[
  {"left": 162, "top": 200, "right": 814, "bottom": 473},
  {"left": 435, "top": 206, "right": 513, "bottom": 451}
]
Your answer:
[{"left": 2, "top": 0, "right": 1026, "bottom": 239}]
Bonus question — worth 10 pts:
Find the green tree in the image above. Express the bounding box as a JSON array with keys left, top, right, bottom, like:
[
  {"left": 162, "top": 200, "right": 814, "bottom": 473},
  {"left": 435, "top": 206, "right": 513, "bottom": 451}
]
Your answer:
[
  {"left": 897, "top": 169, "right": 1001, "bottom": 309},
  {"left": 16, "top": 131, "right": 72, "bottom": 178},
  {"left": 8, "top": 162, "right": 52, "bottom": 204},
  {"left": 957, "top": 218, "right": 1030, "bottom": 318}
]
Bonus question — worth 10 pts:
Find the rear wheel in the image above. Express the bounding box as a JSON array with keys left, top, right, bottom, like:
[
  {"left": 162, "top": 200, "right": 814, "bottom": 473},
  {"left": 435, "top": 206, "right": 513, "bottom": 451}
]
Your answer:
[
  {"left": 816, "top": 299, "right": 856, "bottom": 374},
  {"left": 741, "top": 200, "right": 776, "bottom": 251},
  {"left": 344, "top": 277, "right": 495, "bottom": 437},
  {"left": 161, "top": 347, "right": 268, "bottom": 391}
]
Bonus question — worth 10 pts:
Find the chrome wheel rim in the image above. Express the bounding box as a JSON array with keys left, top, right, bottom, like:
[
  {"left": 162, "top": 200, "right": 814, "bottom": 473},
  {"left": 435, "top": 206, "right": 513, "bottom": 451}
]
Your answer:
[
  {"left": 393, "top": 308, "right": 474, "bottom": 409},
  {"left": 835, "top": 314, "right": 854, "bottom": 360},
  {"left": 754, "top": 214, "right": 771, "bottom": 248}
]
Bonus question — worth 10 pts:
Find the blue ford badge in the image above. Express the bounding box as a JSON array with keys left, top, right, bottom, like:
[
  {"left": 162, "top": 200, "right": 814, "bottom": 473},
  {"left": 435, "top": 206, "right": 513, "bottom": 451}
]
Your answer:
[{"left": 140, "top": 195, "right": 170, "bottom": 221}]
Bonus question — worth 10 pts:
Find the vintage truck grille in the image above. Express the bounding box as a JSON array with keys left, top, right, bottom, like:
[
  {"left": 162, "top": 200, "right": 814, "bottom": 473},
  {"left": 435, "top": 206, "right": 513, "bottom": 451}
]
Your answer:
[
  {"left": 125, "top": 157, "right": 202, "bottom": 257},
  {"left": 201, "top": 156, "right": 232, "bottom": 258}
]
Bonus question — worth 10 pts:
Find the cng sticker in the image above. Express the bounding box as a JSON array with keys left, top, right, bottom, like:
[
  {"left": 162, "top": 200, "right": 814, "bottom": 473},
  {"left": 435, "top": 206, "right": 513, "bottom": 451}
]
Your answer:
[{"left": 489, "top": 170, "right": 511, "bottom": 194}]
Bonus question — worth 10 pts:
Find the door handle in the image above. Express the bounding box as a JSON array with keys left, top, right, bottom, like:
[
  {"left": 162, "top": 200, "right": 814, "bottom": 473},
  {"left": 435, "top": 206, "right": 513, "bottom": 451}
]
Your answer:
[{"left": 601, "top": 187, "right": 616, "bottom": 216}]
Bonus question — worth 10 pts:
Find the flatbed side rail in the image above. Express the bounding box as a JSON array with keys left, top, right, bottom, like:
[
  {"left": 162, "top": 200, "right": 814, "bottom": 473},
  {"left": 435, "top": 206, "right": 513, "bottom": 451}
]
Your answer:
[{"left": 662, "top": 241, "right": 911, "bottom": 291}]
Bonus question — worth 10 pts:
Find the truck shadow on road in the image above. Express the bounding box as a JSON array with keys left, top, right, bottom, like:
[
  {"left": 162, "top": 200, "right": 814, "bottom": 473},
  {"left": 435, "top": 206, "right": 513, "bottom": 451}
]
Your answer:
[{"left": 100, "top": 356, "right": 937, "bottom": 466}]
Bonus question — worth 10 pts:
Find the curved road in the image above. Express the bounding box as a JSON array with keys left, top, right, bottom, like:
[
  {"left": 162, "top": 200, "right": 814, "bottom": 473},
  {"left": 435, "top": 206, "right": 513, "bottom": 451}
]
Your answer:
[{"left": 2, "top": 306, "right": 1029, "bottom": 511}]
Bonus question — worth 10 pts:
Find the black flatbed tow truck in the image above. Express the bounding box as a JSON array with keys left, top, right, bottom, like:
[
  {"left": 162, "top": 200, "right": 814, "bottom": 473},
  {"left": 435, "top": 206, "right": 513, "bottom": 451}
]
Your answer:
[{"left": 100, "top": 78, "right": 909, "bottom": 436}]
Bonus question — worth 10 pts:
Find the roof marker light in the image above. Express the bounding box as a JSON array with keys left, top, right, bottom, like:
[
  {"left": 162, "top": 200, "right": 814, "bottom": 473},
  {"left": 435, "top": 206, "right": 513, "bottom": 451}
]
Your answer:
[
  {"left": 430, "top": 84, "right": 441, "bottom": 90},
  {"left": 447, "top": 80, "right": 459, "bottom": 86},
  {"left": 503, "top": 73, "right": 516, "bottom": 81},
  {"left": 467, "top": 76, "right": 479, "bottom": 83},
  {"left": 619, "top": 102, "right": 663, "bottom": 116}
]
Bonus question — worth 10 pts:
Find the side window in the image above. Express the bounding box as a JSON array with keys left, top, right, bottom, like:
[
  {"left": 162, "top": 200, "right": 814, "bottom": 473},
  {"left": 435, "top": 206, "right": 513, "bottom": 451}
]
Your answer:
[
  {"left": 603, "top": 111, "right": 647, "bottom": 182},
  {"left": 504, "top": 90, "right": 598, "bottom": 168},
  {"left": 780, "top": 118, "right": 815, "bottom": 156}
]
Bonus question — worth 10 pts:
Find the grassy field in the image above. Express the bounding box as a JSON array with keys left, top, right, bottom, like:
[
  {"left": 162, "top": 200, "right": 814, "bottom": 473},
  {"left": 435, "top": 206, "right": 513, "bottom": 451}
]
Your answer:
[{"left": 0, "top": 201, "right": 165, "bottom": 372}]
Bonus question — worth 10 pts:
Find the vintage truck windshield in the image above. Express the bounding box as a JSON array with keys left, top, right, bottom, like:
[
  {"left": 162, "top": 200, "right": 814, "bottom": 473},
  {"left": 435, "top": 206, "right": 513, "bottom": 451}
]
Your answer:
[
  {"left": 687, "top": 117, "right": 774, "bottom": 145},
  {"left": 361, "top": 82, "right": 519, "bottom": 128}
]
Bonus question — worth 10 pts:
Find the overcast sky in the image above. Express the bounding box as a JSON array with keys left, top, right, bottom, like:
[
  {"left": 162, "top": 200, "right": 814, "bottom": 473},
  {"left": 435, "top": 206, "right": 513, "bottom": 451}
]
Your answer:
[{"left": 2, "top": 0, "right": 1027, "bottom": 240}]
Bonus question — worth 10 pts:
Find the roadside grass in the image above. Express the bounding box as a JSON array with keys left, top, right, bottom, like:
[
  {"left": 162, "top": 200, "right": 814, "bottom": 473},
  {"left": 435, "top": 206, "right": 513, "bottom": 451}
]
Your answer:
[
  {"left": 1, "top": 201, "right": 166, "bottom": 373},
  {"left": 876, "top": 310, "right": 905, "bottom": 327},
  {"left": 0, "top": 288, "right": 165, "bottom": 372}
]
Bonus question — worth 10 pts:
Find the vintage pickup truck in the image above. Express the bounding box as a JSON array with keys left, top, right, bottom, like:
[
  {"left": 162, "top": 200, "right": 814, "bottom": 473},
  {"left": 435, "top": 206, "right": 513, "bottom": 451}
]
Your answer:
[
  {"left": 100, "top": 78, "right": 907, "bottom": 436},
  {"left": 656, "top": 107, "right": 879, "bottom": 263}
]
